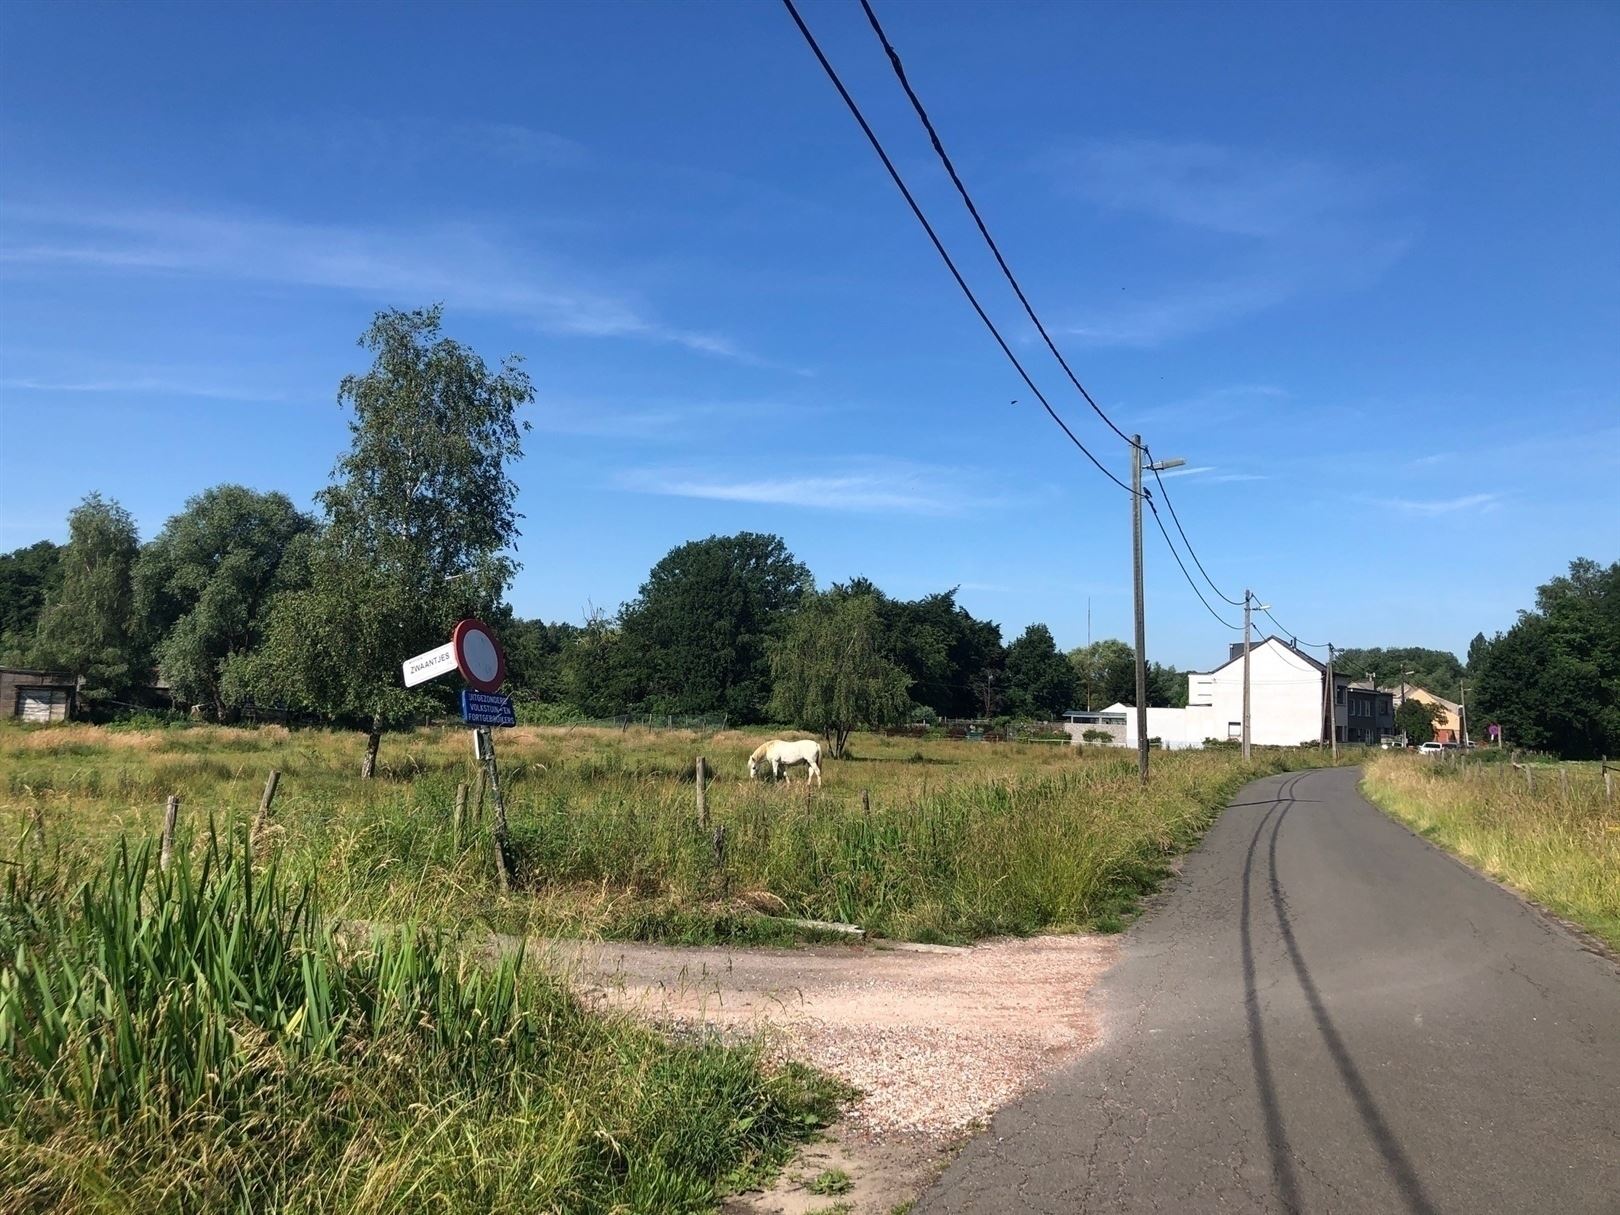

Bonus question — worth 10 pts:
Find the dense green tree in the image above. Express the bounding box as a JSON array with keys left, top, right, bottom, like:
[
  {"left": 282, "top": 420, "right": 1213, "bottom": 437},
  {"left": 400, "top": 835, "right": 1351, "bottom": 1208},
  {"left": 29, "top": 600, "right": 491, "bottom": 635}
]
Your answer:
[
  {"left": 1004, "top": 623, "right": 1081, "bottom": 719},
  {"left": 0, "top": 541, "right": 63, "bottom": 656},
  {"left": 498, "top": 613, "right": 580, "bottom": 704},
  {"left": 826, "top": 580, "right": 1003, "bottom": 718},
  {"left": 241, "top": 306, "right": 531, "bottom": 774},
  {"left": 133, "top": 486, "right": 314, "bottom": 718},
  {"left": 32, "top": 495, "right": 143, "bottom": 708},
  {"left": 559, "top": 608, "right": 638, "bottom": 719},
  {"left": 1068, "top": 639, "right": 1136, "bottom": 710},
  {"left": 1148, "top": 662, "right": 1189, "bottom": 708},
  {"left": 1331, "top": 646, "right": 1465, "bottom": 700},
  {"left": 769, "top": 592, "right": 912, "bottom": 757},
  {"left": 1466, "top": 631, "right": 1491, "bottom": 673},
  {"left": 1395, "top": 697, "right": 1445, "bottom": 744},
  {"left": 1472, "top": 558, "right": 1619, "bottom": 758},
  {"left": 618, "top": 533, "right": 811, "bottom": 722}
]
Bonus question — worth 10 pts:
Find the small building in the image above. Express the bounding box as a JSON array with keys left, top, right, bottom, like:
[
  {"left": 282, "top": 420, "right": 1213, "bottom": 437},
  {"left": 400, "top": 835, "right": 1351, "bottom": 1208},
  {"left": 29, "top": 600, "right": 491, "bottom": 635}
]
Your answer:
[
  {"left": 0, "top": 667, "right": 77, "bottom": 722},
  {"left": 1106, "top": 638, "right": 1396, "bottom": 749},
  {"left": 1381, "top": 684, "right": 1463, "bottom": 743},
  {"left": 1061, "top": 707, "right": 1127, "bottom": 747}
]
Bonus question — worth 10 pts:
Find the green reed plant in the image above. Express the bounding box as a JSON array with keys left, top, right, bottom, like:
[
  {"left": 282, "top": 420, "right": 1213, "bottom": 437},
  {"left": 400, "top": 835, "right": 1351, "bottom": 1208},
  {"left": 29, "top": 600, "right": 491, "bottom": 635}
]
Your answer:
[{"left": 0, "top": 827, "right": 841, "bottom": 1213}]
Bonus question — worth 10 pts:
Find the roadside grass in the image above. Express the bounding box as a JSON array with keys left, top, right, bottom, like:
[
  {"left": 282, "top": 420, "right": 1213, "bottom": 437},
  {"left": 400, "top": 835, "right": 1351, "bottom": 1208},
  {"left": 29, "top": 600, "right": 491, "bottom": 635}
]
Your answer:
[
  {"left": 0, "top": 721, "right": 1349, "bottom": 945},
  {"left": 0, "top": 829, "right": 845, "bottom": 1214},
  {"left": 1362, "top": 754, "right": 1620, "bottom": 950}
]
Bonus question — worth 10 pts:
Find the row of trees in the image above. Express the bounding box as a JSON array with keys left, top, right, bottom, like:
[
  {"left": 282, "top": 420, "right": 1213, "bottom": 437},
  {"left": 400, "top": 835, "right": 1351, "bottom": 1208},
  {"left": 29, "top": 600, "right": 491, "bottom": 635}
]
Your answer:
[
  {"left": 10, "top": 306, "right": 1605, "bottom": 758},
  {"left": 1468, "top": 558, "right": 1619, "bottom": 759},
  {"left": 0, "top": 312, "right": 1191, "bottom": 759}
]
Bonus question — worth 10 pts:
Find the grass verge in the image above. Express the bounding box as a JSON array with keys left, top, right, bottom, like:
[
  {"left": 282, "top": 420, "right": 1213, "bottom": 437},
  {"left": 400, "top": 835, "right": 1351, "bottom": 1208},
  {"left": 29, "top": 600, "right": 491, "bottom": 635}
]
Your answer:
[
  {"left": 1361, "top": 753, "right": 1620, "bottom": 950},
  {"left": 0, "top": 830, "right": 844, "bottom": 1214}
]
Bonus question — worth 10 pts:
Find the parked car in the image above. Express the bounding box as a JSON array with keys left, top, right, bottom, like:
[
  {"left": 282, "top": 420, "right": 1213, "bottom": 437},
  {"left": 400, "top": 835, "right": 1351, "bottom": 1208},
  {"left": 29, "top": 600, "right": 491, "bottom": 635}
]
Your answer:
[{"left": 1418, "top": 741, "right": 1445, "bottom": 756}]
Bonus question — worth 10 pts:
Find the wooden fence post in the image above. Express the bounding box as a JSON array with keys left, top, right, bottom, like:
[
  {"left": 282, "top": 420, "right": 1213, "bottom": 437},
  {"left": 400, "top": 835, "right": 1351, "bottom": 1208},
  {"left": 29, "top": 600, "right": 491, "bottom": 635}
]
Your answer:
[
  {"left": 861, "top": 788, "right": 871, "bottom": 815},
  {"left": 453, "top": 782, "right": 469, "bottom": 843},
  {"left": 1559, "top": 766, "right": 1570, "bottom": 801},
  {"left": 28, "top": 801, "right": 45, "bottom": 851},
  {"left": 1604, "top": 758, "right": 1613, "bottom": 802},
  {"left": 252, "top": 769, "right": 281, "bottom": 837},
  {"left": 696, "top": 756, "right": 708, "bottom": 828},
  {"left": 1525, "top": 766, "right": 1533, "bottom": 794},
  {"left": 160, "top": 796, "right": 181, "bottom": 872}
]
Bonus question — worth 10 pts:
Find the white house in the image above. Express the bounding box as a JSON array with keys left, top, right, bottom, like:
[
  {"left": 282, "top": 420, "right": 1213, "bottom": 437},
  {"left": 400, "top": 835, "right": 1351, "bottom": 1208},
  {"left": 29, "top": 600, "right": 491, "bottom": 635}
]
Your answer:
[{"left": 1108, "top": 637, "right": 1393, "bottom": 749}]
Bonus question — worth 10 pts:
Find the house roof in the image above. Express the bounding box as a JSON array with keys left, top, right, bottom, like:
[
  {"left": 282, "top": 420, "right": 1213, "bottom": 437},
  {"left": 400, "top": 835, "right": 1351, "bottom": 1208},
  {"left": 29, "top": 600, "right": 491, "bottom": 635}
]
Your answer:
[{"left": 1192, "top": 636, "right": 1329, "bottom": 677}]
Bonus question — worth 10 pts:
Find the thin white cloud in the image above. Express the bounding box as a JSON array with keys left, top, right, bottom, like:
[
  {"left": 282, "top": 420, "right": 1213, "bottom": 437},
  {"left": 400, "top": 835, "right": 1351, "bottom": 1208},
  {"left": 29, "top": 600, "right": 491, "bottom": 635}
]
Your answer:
[
  {"left": 1, "top": 204, "right": 749, "bottom": 360},
  {"left": 1154, "top": 465, "right": 1216, "bottom": 479},
  {"left": 0, "top": 374, "right": 284, "bottom": 402},
  {"left": 531, "top": 398, "right": 821, "bottom": 441},
  {"left": 1068, "top": 279, "right": 1294, "bottom": 348},
  {"left": 1376, "top": 493, "right": 1499, "bottom": 516},
  {"left": 616, "top": 459, "right": 986, "bottom": 516},
  {"left": 1050, "top": 139, "right": 1412, "bottom": 346}
]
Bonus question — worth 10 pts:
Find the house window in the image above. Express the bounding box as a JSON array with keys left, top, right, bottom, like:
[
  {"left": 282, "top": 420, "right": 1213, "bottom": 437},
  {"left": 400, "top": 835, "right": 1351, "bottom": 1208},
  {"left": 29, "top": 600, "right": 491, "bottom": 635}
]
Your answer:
[
  {"left": 1336, "top": 726, "right": 1344, "bottom": 742},
  {"left": 1228, "top": 721, "right": 1241, "bottom": 739},
  {"left": 1336, "top": 685, "right": 1345, "bottom": 704}
]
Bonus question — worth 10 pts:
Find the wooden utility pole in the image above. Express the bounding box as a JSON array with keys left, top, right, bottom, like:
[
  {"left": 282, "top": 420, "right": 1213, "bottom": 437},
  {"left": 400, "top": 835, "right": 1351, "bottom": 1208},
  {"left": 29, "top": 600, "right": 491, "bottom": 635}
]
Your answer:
[
  {"left": 1242, "top": 590, "right": 1253, "bottom": 760},
  {"left": 1326, "top": 643, "right": 1337, "bottom": 759},
  {"left": 1131, "top": 435, "right": 1149, "bottom": 785}
]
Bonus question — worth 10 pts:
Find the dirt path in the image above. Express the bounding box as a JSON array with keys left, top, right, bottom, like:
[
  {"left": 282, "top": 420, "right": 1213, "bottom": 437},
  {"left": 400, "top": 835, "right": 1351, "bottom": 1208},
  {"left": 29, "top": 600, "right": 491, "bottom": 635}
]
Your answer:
[{"left": 532, "top": 934, "right": 1118, "bottom": 1213}]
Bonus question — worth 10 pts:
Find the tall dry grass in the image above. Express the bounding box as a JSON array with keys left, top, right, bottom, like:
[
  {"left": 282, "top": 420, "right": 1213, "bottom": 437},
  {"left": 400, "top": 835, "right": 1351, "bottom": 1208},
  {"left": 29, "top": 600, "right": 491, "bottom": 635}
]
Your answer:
[
  {"left": 1, "top": 721, "right": 1347, "bottom": 944},
  {"left": 1362, "top": 754, "right": 1620, "bottom": 949}
]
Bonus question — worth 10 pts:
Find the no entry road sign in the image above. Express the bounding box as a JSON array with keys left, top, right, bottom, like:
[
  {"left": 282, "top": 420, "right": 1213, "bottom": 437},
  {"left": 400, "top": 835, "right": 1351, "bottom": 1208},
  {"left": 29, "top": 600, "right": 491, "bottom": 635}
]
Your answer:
[
  {"left": 460, "top": 689, "right": 516, "bottom": 727},
  {"left": 453, "top": 618, "right": 506, "bottom": 693}
]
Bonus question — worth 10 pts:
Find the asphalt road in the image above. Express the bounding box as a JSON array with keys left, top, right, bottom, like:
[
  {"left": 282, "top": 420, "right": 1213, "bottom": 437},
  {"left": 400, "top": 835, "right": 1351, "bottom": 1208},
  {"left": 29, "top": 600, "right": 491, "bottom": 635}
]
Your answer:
[{"left": 919, "top": 766, "right": 1620, "bottom": 1214}]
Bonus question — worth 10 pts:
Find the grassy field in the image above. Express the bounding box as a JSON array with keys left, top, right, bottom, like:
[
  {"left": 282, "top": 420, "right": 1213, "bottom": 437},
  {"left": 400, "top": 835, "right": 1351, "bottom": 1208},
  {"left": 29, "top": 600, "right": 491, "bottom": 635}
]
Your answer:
[
  {"left": 0, "top": 720, "right": 1349, "bottom": 1212},
  {"left": 1362, "top": 753, "right": 1620, "bottom": 950},
  {"left": 2, "top": 721, "right": 1346, "bottom": 945}
]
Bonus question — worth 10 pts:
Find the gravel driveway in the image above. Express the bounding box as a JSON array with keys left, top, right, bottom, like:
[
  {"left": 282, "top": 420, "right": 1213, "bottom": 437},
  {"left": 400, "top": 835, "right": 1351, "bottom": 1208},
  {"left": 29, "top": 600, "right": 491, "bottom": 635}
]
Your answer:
[{"left": 546, "top": 934, "right": 1117, "bottom": 1140}]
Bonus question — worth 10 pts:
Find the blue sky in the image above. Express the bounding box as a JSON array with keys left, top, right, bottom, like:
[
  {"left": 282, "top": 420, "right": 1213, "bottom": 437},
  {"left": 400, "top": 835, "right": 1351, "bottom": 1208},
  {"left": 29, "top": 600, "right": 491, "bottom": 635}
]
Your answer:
[{"left": 2, "top": 0, "right": 1616, "bottom": 667}]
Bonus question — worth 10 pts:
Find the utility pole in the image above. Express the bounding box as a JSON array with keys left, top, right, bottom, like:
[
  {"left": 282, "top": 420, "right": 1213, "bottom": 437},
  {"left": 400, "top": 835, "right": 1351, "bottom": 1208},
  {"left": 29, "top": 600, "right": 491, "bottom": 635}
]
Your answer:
[
  {"left": 1326, "top": 642, "right": 1337, "bottom": 759},
  {"left": 1130, "top": 435, "right": 1184, "bottom": 785},
  {"left": 1131, "top": 436, "right": 1148, "bottom": 785},
  {"left": 1458, "top": 680, "right": 1469, "bottom": 747},
  {"left": 1242, "top": 589, "right": 1253, "bottom": 760},
  {"left": 1398, "top": 667, "right": 1414, "bottom": 746}
]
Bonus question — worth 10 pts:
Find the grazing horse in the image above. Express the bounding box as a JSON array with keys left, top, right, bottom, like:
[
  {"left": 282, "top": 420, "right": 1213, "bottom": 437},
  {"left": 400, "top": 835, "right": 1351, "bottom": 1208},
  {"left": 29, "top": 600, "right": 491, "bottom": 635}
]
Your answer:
[{"left": 747, "top": 739, "right": 823, "bottom": 786}]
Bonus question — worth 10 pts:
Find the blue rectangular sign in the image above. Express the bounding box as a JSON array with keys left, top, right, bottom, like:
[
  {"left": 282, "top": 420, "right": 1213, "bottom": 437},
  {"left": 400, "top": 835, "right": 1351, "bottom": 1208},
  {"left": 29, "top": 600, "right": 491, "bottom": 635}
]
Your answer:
[{"left": 460, "top": 689, "right": 515, "bottom": 727}]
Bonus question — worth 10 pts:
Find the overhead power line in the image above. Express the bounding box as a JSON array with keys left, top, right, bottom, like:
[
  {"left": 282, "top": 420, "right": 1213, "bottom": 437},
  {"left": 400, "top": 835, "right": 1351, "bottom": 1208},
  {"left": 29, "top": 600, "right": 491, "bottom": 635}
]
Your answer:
[
  {"left": 857, "top": 0, "right": 1133, "bottom": 447},
  {"left": 778, "top": 0, "right": 1133, "bottom": 495},
  {"left": 1144, "top": 496, "right": 1243, "bottom": 631},
  {"left": 1144, "top": 448, "right": 1246, "bottom": 607},
  {"left": 1259, "top": 606, "right": 1331, "bottom": 651}
]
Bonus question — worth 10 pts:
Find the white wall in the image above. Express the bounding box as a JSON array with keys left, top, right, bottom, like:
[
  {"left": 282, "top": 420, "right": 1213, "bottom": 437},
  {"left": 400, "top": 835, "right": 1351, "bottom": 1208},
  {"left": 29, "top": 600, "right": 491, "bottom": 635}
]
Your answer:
[
  {"left": 1109, "top": 640, "right": 1332, "bottom": 750},
  {"left": 1102, "top": 703, "right": 1206, "bottom": 750},
  {"left": 1193, "top": 640, "right": 1326, "bottom": 746}
]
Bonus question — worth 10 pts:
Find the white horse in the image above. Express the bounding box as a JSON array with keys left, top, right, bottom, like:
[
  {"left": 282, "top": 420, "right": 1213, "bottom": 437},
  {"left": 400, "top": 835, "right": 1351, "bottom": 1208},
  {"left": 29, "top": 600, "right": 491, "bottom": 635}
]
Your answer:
[{"left": 747, "top": 738, "right": 823, "bottom": 786}]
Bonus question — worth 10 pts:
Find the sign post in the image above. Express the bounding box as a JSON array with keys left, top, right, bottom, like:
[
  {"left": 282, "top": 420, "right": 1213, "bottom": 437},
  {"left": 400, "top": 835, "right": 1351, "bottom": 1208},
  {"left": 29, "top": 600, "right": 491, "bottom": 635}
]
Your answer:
[{"left": 401, "top": 617, "right": 515, "bottom": 890}]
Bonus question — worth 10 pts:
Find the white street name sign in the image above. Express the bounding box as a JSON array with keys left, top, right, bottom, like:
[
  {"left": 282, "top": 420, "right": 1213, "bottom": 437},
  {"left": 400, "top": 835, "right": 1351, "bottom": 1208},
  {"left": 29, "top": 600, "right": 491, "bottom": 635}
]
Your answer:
[{"left": 402, "top": 642, "right": 457, "bottom": 687}]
